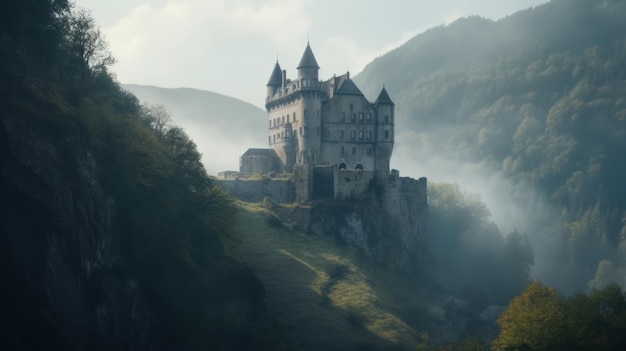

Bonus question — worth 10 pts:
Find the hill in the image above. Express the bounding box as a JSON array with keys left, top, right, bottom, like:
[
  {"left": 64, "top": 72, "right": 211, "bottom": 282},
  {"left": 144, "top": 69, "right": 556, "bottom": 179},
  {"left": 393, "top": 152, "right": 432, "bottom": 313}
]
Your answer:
[
  {"left": 122, "top": 84, "right": 267, "bottom": 175},
  {"left": 354, "top": 0, "right": 626, "bottom": 293}
]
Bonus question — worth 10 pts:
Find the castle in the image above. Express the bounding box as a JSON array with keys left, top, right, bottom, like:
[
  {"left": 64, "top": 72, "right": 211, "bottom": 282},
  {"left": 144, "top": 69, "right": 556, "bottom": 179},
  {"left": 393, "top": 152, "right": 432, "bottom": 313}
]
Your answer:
[
  {"left": 240, "top": 43, "right": 394, "bottom": 174},
  {"left": 223, "top": 43, "right": 407, "bottom": 203}
]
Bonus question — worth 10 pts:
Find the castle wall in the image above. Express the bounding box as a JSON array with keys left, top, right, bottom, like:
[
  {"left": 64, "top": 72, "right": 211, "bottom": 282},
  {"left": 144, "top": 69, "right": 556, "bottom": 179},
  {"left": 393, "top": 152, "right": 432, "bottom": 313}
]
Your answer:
[
  {"left": 320, "top": 94, "right": 378, "bottom": 170},
  {"left": 216, "top": 178, "right": 295, "bottom": 203},
  {"left": 240, "top": 155, "right": 280, "bottom": 174},
  {"left": 336, "top": 170, "right": 375, "bottom": 200}
]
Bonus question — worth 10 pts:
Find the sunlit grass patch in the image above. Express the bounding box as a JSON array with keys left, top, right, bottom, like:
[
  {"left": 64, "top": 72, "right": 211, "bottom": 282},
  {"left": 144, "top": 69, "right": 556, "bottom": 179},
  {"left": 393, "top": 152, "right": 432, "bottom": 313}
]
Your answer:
[{"left": 235, "top": 201, "right": 419, "bottom": 350}]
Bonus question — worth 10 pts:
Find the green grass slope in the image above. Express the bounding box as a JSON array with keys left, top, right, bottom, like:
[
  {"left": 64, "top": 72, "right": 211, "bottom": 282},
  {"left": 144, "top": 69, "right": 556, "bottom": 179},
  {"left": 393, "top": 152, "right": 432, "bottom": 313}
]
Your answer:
[{"left": 235, "top": 201, "right": 425, "bottom": 351}]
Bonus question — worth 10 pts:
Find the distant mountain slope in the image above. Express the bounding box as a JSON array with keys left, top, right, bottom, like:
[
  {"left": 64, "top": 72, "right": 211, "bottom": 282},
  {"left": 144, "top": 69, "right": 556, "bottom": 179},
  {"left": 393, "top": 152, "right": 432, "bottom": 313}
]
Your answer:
[
  {"left": 122, "top": 84, "right": 267, "bottom": 174},
  {"left": 355, "top": 0, "right": 626, "bottom": 292}
]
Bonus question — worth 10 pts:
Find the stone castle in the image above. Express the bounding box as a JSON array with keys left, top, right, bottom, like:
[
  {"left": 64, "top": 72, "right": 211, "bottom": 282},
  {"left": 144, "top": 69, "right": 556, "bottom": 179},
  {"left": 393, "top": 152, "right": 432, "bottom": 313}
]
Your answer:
[
  {"left": 220, "top": 43, "right": 423, "bottom": 204},
  {"left": 260, "top": 42, "right": 394, "bottom": 173}
]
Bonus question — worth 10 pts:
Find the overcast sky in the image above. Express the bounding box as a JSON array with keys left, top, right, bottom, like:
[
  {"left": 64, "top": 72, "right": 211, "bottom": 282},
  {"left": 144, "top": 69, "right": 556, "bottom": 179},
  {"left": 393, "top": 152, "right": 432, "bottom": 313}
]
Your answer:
[{"left": 79, "top": 0, "right": 548, "bottom": 108}]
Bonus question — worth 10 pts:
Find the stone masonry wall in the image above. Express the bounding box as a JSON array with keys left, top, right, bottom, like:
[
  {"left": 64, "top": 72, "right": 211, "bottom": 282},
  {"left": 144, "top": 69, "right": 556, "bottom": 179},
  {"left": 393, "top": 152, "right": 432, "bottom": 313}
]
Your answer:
[{"left": 216, "top": 178, "right": 295, "bottom": 203}]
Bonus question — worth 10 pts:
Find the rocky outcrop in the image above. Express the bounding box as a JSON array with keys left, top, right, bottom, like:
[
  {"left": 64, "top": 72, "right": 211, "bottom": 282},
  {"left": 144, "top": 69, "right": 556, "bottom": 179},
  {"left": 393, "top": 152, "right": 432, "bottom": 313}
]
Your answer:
[{"left": 274, "top": 175, "right": 429, "bottom": 274}]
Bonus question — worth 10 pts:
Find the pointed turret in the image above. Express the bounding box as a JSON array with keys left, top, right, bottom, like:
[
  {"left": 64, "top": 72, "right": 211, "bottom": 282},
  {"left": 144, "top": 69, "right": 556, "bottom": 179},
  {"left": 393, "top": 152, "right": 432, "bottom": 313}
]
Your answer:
[
  {"left": 375, "top": 86, "right": 394, "bottom": 105},
  {"left": 297, "top": 42, "right": 319, "bottom": 80},
  {"left": 267, "top": 61, "right": 283, "bottom": 86},
  {"left": 297, "top": 42, "right": 320, "bottom": 69}
]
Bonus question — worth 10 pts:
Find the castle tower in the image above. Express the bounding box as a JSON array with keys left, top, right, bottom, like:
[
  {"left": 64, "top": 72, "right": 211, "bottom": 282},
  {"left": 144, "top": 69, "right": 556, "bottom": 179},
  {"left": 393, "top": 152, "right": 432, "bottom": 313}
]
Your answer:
[
  {"left": 295, "top": 43, "right": 323, "bottom": 165},
  {"left": 374, "top": 86, "right": 395, "bottom": 172},
  {"left": 266, "top": 60, "right": 282, "bottom": 97}
]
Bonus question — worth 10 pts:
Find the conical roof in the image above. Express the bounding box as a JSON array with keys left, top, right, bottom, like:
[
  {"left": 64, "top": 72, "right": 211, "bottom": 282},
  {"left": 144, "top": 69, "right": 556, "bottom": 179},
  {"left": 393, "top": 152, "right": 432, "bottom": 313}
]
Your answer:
[
  {"left": 297, "top": 43, "right": 320, "bottom": 69},
  {"left": 375, "top": 86, "right": 394, "bottom": 105},
  {"left": 334, "top": 79, "right": 364, "bottom": 96},
  {"left": 267, "top": 61, "right": 283, "bottom": 86}
]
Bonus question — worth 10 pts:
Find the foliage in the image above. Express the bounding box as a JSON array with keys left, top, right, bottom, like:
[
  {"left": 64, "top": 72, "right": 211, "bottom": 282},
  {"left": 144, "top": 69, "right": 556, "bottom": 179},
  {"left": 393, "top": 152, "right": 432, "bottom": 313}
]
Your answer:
[
  {"left": 356, "top": 0, "right": 626, "bottom": 293},
  {"left": 429, "top": 183, "right": 534, "bottom": 307},
  {"left": 1, "top": 1, "right": 291, "bottom": 349},
  {"left": 493, "top": 281, "right": 626, "bottom": 351}
]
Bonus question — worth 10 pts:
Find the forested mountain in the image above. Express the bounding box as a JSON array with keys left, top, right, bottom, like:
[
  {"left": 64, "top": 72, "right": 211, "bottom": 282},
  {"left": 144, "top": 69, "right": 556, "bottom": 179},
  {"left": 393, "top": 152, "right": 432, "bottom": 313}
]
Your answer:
[
  {"left": 355, "top": 0, "right": 626, "bottom": 293},
  {"left": 122, "top": 84, "right": 266, "bottom": 175}
]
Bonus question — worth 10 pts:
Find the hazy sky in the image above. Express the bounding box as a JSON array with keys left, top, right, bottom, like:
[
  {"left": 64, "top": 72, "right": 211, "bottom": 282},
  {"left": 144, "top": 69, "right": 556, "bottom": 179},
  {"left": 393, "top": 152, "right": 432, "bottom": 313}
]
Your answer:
[{"left": 79, "top": 0, "right": 548, "bottom": 107}]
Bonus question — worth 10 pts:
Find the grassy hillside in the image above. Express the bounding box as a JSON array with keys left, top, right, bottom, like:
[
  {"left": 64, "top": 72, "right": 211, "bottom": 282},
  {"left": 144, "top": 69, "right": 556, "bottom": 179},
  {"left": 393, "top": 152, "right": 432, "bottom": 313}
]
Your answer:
[
  {"left": 238, "top": 203, "right": 434, "bottom": 350},
  {"left": 235, "top": 201, "right": 422, "bottom": 350},
  {"left": 234, "top": 197, "right": 527, "bottom": 349},
  {"left": 122, "top": 84, "right": 267, "bottom": 174}
]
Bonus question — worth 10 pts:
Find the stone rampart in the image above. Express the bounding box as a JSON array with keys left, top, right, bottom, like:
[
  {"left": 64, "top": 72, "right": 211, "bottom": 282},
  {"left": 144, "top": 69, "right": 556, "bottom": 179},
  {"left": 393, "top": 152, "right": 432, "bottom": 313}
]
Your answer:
[{"left": 216, "top": 177, "right": 295, "bottom": 203}]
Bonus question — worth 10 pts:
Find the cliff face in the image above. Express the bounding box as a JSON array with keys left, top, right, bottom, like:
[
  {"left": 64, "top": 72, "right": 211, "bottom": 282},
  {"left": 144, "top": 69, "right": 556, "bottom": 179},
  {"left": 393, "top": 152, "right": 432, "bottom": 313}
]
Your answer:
[
  {"left": 0, "top": 99, "right": 153, "bottom": 349},
  {"left": 274, "top": 175, "right": 429, "bottom": 274}
]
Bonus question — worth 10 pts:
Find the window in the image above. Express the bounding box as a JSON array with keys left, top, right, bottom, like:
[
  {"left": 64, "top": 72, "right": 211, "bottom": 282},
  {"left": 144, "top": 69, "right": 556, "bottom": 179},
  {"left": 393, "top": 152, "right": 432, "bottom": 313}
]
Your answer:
[
  {"left": 352, "top": 147, "right": 356, "bottom": 155},
  {"left": 384, "top": 115, "right": 389, "bottom": 123},
  {"left": 366, "top": 131, "right": 372, "bottom": 140},
  {"left": 339, "top": 130, "right": 344, "bottom": 139},
  {"left": 359, "top": 131, "right": 364, "bottom": 140},
  {"left": 351, "top": 113, "right": 356, "bottom": 122},
  {"left": 293, "top": 112, "right": 296, "bottom": 121},
  {"left": 282, "top": 116, "right": 285, "bottom": 124},
  {"left": 340, "top": 145, "right": 345, "bottom": 154},
  {"left": 304, "top": 126, "right": 307, "bottom": 135},
  {"left": 269, "top": 120, "right": 271, "bottom": 127},
  {"left": 385, "top": 130, "right": 390, "bottom": 139},
  {"left": 359, "top": 113, "right": 363, "bottom": 121},
  {"left": 367, "top": 148, "right": 372, "bottom": 156},
  {"left": 351, "top": 131, "right": 356, "bottom": 140},
  {"left": 287, "top": 115, "right": 290, "bottom": 123},
  {"left": 367, "top": 113, "right": 371, "bottom": 122}
]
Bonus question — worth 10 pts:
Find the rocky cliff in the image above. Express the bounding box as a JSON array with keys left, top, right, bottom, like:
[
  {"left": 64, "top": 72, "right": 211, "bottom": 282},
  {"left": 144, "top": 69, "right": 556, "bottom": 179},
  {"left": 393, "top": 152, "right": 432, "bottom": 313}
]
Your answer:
[
  {"left": 272, "top": 175, "right": 429, "bottom": 274},
  {"left": 0, "top": 94, "right": 153, "bottom": 349}
]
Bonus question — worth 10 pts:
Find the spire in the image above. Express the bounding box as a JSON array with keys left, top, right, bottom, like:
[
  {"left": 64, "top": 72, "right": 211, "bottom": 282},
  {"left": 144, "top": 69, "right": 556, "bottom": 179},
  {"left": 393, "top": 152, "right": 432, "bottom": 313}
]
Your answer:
[
  {"left": 375, "top": 86, "right": 394, "bottom": 105},
  {"left": 267, "top": 60, "right": 282, "bottom": 86},
  {"left": 297, "top": 42, "right": 320, "bottom": 69}
]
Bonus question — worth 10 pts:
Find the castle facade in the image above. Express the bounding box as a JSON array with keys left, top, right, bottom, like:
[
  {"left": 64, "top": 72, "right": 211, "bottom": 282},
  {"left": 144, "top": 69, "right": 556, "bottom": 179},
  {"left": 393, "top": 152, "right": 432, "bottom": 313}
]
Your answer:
[{"left": 261, "top": 43, "right": 395, "bottom": 173}]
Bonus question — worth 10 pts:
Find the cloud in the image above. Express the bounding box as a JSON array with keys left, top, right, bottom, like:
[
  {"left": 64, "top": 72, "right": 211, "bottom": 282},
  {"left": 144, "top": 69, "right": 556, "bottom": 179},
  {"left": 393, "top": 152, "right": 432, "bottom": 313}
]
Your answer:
[
  {"left": 442, "top": 8, "right": 466, "bottom": 24},
  {"left": 103, "top": 0, "right": 312, "bottom": 105}
]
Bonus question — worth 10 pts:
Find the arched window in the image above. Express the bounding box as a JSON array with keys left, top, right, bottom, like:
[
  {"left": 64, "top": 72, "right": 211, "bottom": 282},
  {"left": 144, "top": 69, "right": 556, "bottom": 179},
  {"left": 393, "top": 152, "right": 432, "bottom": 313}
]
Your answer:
[
  {"left": 339, "top": 163, "right": 347, "bottom": 170},
  {"left": 355, "top": 164, "right": 364, "bottom": 170}
]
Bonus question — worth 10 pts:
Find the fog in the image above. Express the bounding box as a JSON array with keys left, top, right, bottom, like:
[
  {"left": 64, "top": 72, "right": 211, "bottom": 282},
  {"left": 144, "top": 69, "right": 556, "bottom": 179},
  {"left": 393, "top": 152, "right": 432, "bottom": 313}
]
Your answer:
[{"left": 392, "top": 130, "right": 571, "bottom": 290}]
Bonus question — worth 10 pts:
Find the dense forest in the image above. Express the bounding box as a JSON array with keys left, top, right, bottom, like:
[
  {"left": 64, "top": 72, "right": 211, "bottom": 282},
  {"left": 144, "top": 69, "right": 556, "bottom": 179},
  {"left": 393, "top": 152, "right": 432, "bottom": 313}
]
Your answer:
[
  {"left": 356, "top": 0, "right": 626, "bottom": 294},
  {"left": 0, "top": 1, "right": 292, "bottom": 349}
]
